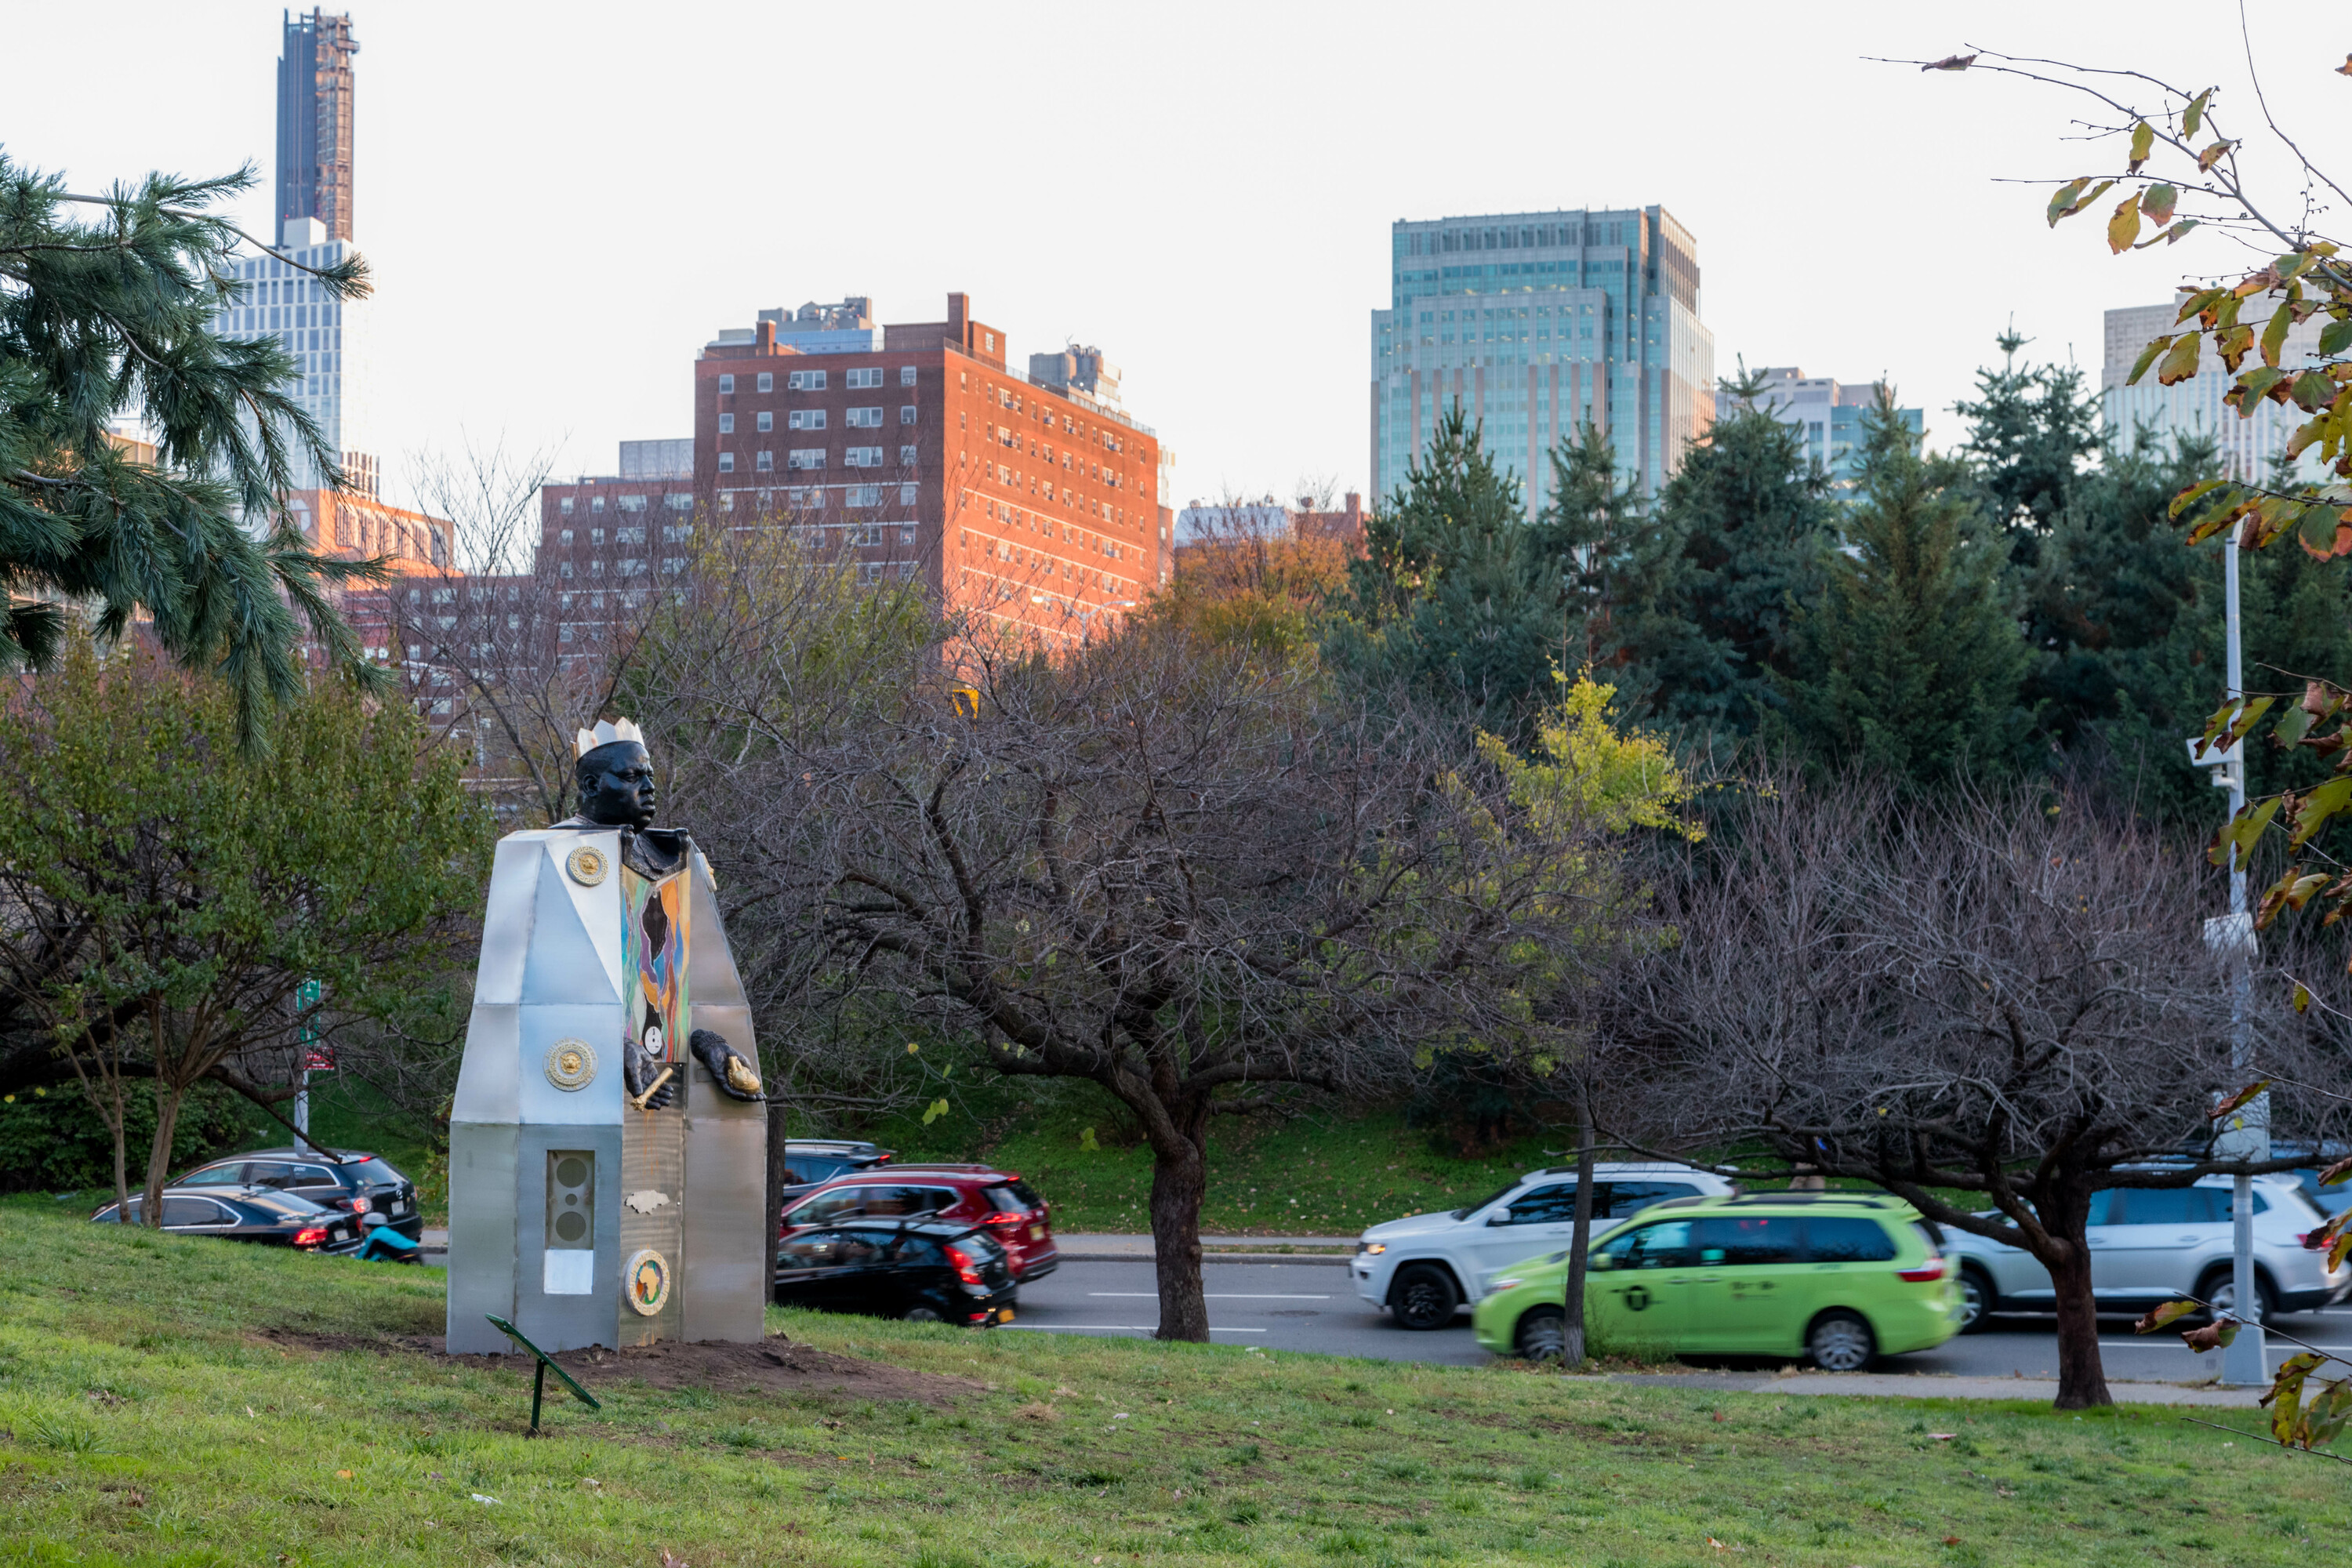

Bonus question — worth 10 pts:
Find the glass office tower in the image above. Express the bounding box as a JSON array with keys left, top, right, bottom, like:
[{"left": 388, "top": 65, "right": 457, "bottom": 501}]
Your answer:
[{"left": 1370, "top": 206, "right": 1714, "bottom": 516}]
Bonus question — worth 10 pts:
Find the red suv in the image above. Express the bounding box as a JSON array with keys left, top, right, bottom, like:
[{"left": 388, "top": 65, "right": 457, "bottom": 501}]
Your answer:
[{"left": 778, "top": 1164, "right": 1058, "bottom": 1281}]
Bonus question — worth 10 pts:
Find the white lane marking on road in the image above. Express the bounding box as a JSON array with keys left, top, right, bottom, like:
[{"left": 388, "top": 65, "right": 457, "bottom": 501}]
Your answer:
[
  {"left": 1002, "top": 1324, "right": 1269, "bottom": 1333},
  {"left": 1087, "top": 1293, "right": 1331, "bottom": 1300}
]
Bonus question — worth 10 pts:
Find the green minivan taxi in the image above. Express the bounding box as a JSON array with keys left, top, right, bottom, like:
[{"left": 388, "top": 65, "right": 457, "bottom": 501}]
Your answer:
[{"left": 1471, "top": 1193, "right": 1963, "bottom": 1370}]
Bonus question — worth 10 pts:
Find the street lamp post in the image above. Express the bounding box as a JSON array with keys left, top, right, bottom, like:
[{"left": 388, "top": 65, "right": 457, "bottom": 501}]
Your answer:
[{"left": 2193, "top": 539, "right": 2269, "bottom": 1385}]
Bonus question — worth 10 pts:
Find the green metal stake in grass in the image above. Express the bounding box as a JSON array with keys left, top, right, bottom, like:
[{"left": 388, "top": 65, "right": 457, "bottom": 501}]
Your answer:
[{"left": 484, "top": 1314, "right": 601, "bottom": 1436}]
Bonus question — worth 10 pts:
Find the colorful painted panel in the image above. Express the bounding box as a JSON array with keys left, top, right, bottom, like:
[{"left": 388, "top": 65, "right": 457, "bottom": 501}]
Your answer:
[{"left": 619, "top": 867, "right": 689, "bottom": 1067}]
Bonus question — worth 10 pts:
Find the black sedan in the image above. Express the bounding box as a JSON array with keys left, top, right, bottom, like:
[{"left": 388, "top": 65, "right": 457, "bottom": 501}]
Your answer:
[
  {"left": 174, "top": 1147, "right": 423, "bottom": 1240},
  {"left": 92, "top": 1187, "right": 365, "bottom": 1253},
  {"left": 774, "top": 1220, "right": 1016, "bottom": 1325}
]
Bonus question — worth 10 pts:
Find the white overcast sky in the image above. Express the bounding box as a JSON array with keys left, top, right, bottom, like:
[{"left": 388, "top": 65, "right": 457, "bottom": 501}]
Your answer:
[{"left": 13, "top": 1, "right": 2346, "bottom": 512}]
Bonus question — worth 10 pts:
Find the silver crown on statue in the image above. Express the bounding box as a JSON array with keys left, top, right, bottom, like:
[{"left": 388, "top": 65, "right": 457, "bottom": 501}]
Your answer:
[{"left": 574, "top": 717, "right": 647, "bottom": 757}]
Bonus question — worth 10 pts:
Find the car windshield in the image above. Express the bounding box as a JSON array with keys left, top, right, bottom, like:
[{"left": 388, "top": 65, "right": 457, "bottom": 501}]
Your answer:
[
  {"left": 344, "top": 1157, "right": 403, "bottom": 1187},
  {"left": 1451, "top": 1182, "right": 1523, "bottom": 1221}
]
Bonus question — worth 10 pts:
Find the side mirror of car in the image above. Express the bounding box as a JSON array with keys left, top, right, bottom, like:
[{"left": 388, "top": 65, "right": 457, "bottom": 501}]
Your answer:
[
  {"left": 1588, "top": 1253, "right": 1617, "bottom": 1272},
  {"left": 1486, "top": 1211, "right": 1513, "bottom": 1227}
]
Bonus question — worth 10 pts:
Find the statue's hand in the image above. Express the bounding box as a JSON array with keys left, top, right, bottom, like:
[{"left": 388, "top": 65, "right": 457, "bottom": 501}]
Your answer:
[{"left": 690, "top": 1028, "right": 764, "bottom": 1102}]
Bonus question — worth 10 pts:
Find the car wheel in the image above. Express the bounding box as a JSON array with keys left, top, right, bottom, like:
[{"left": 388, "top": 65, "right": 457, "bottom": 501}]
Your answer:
[
  {"left": 901, "top": 1303, "right": 945, "bottom": 1323},
  {"left": 2198, "top": 1267, "right": 2278, "bottom": 1325},
  {"left": 1390, "top": 1265, "right": 1459, "bottom": 1330},
  {"left": 1807, "top": 1310, "right": 1875, "bottom": 1373},
  {"left": 1956, "top": 1264, "right": 1998, "bottom": 1334},
  {"left": 1514, "top": 1305, "right": 1566, "bottom": 1362}
]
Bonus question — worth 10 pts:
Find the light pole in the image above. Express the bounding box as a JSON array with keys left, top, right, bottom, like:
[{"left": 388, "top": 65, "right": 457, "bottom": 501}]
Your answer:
[{"left": 2191, "top": 537, "right": 2268, "bottom": 1385}]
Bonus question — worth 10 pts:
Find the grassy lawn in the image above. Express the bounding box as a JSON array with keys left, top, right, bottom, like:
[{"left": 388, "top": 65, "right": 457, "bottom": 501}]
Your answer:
[
  {"left": 2, "top": 1198, "right": 2331, "bottom": 1566},
  {"left": 871, "top": 1098, "right": 1563, "bottom": 1237}
]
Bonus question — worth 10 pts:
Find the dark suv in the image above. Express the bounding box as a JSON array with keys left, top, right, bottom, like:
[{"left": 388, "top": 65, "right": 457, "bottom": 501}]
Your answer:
[
  {"left": 175, "top": 1149, "right": 423, "bottom": 1240},
  {"left": 773, "top": 1219, "right": 1017, "bottom": 1325}
]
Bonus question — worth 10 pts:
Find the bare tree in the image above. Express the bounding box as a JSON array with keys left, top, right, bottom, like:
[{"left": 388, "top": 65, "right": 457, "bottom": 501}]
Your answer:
[
  {"left": 673, "top": 608, "right": 1635, "bottom": 1338},
  {"left": 1609, "top": 775, "right": 2347, "bottom": 1407}
]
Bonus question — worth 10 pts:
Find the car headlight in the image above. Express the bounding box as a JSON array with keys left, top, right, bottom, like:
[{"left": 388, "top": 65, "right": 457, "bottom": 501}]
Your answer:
[
  {"left": 1484, "top": 1276, "right": 1523, "bottom": 1297},
  {"left": 1357, "top": 1242, "right": 1386, "bottom": 1256}
]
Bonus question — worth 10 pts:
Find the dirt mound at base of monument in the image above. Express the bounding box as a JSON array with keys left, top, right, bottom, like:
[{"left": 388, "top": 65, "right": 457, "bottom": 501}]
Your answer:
[
  {"left": 543, "top": 1334, "right": 980, "bottom": 1404},
  {"left": 259, "top": 1327, "right": 981, "bottom": 1405}
]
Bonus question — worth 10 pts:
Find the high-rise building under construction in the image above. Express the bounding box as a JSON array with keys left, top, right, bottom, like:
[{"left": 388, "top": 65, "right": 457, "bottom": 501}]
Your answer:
[{"left": 275, "top": 9, "right": 358, "bottom": 247}]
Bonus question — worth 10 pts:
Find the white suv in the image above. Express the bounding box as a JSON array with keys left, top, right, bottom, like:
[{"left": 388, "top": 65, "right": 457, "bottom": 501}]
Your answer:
[
  {"left": 1940, "top": 1173, "right": 2348, "bottom": 1330},
  {"left": 1352, "top": 1163, "right": 1734, "bottom": 1329}
]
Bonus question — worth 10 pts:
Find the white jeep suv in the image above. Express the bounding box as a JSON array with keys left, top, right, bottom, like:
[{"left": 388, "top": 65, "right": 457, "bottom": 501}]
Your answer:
[
  {"left": 1352, "top": 1163, "right": 1734, "bottom": 1329},
  {"left": 1940, "top": 1173, "right": 2348, "bottom": 1330}
]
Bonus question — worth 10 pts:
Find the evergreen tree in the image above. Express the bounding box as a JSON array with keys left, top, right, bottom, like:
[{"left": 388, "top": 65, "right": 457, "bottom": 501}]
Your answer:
[
  {"left": 1, "top": 155, "right": 381, "bottom": 745},
  {"left": 1330, "top": 403, "right": 1563, "bottom": 735},
  {"left": 1955, "top": 328, "right": 2101, "bottom": 571},
  {"left": 1782, "top": 392, "right": 2031, "bottom": 785},
  {"left": 1531, "top": 419, "right": 1652, "bottom": 689}
]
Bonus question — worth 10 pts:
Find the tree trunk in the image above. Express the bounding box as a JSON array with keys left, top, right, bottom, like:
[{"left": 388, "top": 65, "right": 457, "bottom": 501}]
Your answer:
[
  {"left": 110, "top": 1073, "right": 128, "bottom": 1213},
  {"left": 141, "top": 1079, "right": 187, "bottom": 1229},
  {"left": 2045, "top": 1238, "right": 2112, "bottom": 1410},
  {"left": 1147, "top": 1101, "right": 1212, "bottom": 1343},
  {"left": 1562, "top": 1093, "right": 1596, "bottom": 1367}
]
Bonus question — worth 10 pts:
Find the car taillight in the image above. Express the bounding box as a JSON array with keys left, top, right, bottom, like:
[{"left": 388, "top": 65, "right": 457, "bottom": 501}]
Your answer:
[
  {"left": 944, "top": 1245, "right": 984, "bottom": 1285},
  {"left": 339, "top": 1195, "right": 372, "bottom": 1214},
  {"left": 982, "top": 1211, "right": 1025, "bottom": 1229},
  {"left": 1897, "top": 1260, "right": 1947, "bottom": 1283},
  {"left": 2301, "top": 1231, "right": 2322, "bottom": 1250},
  {"left": 293, "top": 1226, "right": 329, "bottom": 1247}
]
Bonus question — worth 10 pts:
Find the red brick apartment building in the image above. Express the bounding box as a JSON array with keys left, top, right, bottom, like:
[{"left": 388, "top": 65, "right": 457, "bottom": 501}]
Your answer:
[{"left": 693, "top": 293, "right": 1171, "bottom": 644}]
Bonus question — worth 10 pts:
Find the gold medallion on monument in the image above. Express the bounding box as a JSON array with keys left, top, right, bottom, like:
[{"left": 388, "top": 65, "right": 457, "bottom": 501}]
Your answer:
[
  {"left": 565, "top": 844, "right": 609, "bottom": 886},
  {"left": 545, "top": 1038, "right": 597, "bottom": 1091}
]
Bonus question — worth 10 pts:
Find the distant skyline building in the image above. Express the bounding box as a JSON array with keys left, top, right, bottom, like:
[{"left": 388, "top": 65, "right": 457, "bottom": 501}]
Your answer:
[
  {"left": 1736, "top": 368, "right": 1922, "bottom": 485},
  {"left": 2103, "top": 296, "right": 2328, "bottom": 480},
  {"left": 230, "top": 9, "right": 370, "bottom": 495},
  {"left": 275, "top": 9, "right": 358, "bottom": 247},
  {"left": 691, "top": 292, "right": 1173, "bottom": 644},
  {"left": 1371, "top": 205, "right": 1714, "bottom": 514}
]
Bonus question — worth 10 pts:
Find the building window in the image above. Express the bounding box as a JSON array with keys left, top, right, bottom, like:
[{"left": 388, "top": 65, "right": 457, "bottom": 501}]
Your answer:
[
  {"left": 898, "top": 445, "right": 919, "bottom": 466},
  {"left": 558, "top": 528, "right": 573, "bottom": 545},
  {"left": 590, "top": 496, "right": 605, "bottom": 514},
  {"left": 719, "top": 413, "right": 734, "bottom": 434},
  {"left": 559, "top": 561, "right": 574, "bottom": 579},
  {"left": 787, "top": 369, "right": 828, "bottom": 390},
  {"left": 618, "top": 495, "right": 646, "bottom": 513},
  {"left": 846, "top": 407, "right": 883, "bottom": 428},
  {"left": 788, "top": 448, "right": 826, "bottom": 470},
  {"left": 589, "top": 529, "right": 604, "bottom": 545},
  {"left": 899, "top": 365, "right": 917, "bottom": 387},
  {"left": 757, "top": 450, "right": 777, "bottom": 471},
  {"left": 757, "top": 411, "right": 774, "bottom": 432},
  {"left": 845, "top": 446, "right": 884, "bottom": 468},
  {"left": 718, "top": 452, "right": 735, "bottom": 473},
  {"left": 844, "top": 484, "right": 881, "bottom": 507},
  {"left": 615, "top": 526, "right": 645, "bottom": 543},
  {"left": 618, "top": 559, "right": 646, "bottom": 576},
  {"left": 789, "top": 408, "right": 826, "bottom": 430},
  {"left": 757, "top": 372, "right": 774, "bottom": 393},
  {"left": 559, "top": 497, "right": 575, "bottom": 514},
  {"left": 590, "top": 560, "right": 605, "bottom": 576},
  {"left": 901, "top": 483, "right": 919, "bottom": 504},
  {"left": 718, "top": 374, "right": 735, "bottom": 394},
  {"left": 662, "top": 557, "right": 686, "bottom": 575},
  {"left": 662, "top": 524, "right": 692, "bottom": 543},
  {"left": 846, "top": 366, "right": 883, "bottom": 388},
  {"left": 898, "top": 405, "right": 917, "bottom": 425}
]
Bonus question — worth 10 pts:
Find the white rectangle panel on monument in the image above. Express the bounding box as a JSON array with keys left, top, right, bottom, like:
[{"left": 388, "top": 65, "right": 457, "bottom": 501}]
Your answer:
[{"left": 543, "top": 1249, "right": 594, "bottom": 1295}]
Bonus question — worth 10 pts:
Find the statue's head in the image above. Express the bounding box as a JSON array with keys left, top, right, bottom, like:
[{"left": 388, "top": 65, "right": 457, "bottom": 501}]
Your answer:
[{"left": 574, "top": 719, "right": 657, "bottom": 829}]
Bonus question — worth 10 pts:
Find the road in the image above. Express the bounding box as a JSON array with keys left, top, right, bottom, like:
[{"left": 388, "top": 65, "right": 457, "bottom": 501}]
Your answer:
[{"left": 1009, "top": 1258, "right": 2352, "bottom": 1382}]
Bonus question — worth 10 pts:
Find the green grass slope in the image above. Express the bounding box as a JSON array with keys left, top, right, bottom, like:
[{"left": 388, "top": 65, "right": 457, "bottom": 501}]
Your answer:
[{"left": 0, "top": 1197, "right": 2327, "bottom": 1566}]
